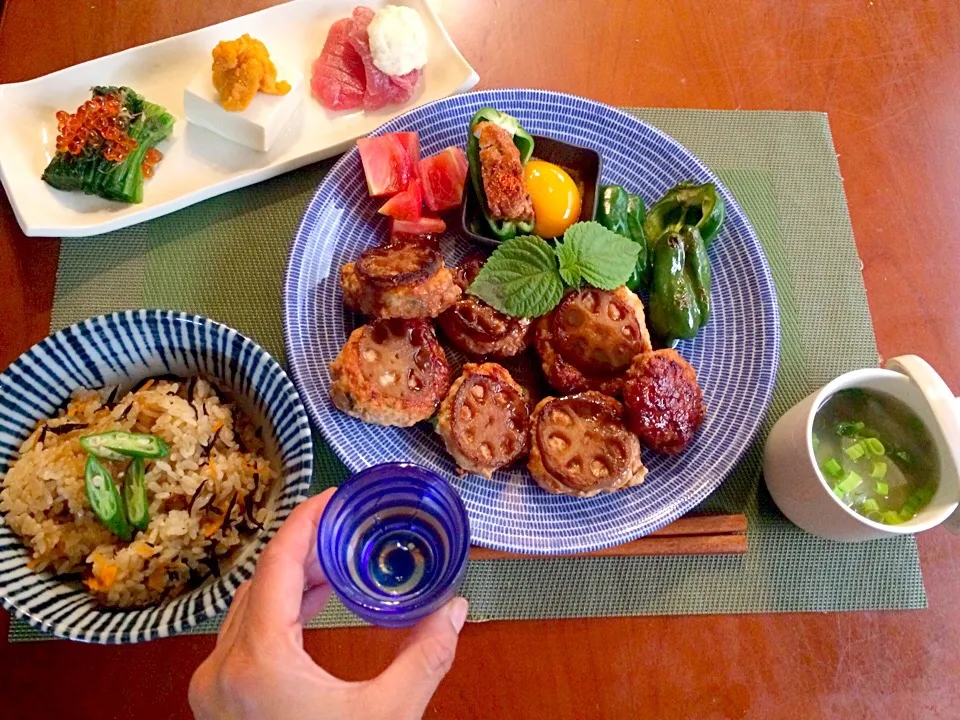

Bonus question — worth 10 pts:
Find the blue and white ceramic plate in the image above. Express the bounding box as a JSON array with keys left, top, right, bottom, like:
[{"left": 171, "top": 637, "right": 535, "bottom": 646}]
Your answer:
[
  {"left": 0, "top": 311, "right": 314, "bottom": 643},
  {"left": 284, "top": 89, "right": 780, "bottom": 554}
]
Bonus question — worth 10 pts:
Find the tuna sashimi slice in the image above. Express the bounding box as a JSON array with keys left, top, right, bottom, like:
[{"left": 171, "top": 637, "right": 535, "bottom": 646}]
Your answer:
[
  {"left": 311, "top": 17, "right": 366, "bottom": 111},
  {"left": 347, "top": 7, "right": 422, "bottom": 111}
]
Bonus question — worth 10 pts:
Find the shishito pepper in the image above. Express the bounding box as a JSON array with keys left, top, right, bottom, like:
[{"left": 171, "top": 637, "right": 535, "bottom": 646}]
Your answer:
[
  {"left": 643, "top": 181, "right": 725, "bottom": 248},
  {"left": 596, "top": 185, "right": 650, "bottom": 291},
  {"left": 466, "top": 107, "right": 536, "bottom": 241},
  {"left": 649, "top": 227, "right": 712, "bottom": 342}
]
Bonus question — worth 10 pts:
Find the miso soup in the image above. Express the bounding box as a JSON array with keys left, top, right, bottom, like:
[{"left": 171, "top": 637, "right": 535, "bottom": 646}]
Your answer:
[{"left": 811, "top": 388, "right": 938, "bottom": 525}]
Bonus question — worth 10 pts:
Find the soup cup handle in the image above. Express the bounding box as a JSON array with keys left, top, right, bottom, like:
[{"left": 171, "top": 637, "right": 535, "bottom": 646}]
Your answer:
[{"left": 885, "top": 355, "right": 960, "bottom": 534}]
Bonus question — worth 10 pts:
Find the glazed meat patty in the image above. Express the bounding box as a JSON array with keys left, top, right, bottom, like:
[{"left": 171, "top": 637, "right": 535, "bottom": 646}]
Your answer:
[
  {"left": 329, "top": 319, "right": 450, "bottom": 427},
  {"left": 623, "top": 349, "right": 705, "bottom": 454},
  {"left": 535, "top": 286, "right": 652, "bottom": 397},
  {"left": 527, "top": 391, "right": 646, "bottom": 498},
  {"left": 435, "top": 362, "right": 530, "bottom": 478},
  {"left": 341, "top": 239, "right": 461, "bottom": 319},
  {"left": 437, "top": 254, "right": 533, "bottom": 358},
  {"left": 474, "top": 121, "right": 534, "bottom": 223}
]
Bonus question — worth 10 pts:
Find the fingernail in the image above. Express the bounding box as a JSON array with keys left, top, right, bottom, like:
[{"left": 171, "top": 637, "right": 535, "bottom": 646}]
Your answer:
[{"left": 449, "top": 597, "right": 469, "bottom": 633}]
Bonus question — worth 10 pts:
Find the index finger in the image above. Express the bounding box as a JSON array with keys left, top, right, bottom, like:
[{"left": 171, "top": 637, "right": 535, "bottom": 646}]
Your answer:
[{"left": 245, "top": 488, "right": 336, "bottom": 632}]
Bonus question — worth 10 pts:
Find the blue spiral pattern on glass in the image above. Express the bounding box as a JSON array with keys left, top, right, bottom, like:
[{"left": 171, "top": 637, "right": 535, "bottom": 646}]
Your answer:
[
  {"left": 284, "top": 89, "right": 780, "bottom": 554},
  {"left": 318, "top": 463, "right": 469, "bottom": 628},
  {"left": 0, "top": 310, "right": 314, "bottom": 644}
]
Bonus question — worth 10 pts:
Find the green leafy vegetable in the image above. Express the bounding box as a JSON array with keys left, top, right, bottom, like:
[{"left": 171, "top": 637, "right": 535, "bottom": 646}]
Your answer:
[
  {"left": 468, "top": 236, "right": 565, "bottom": 318},
  {"left": 555, "top": 238, "right": 582, "bottom": 287},
  {"left": 554, "top": 221, "right": 641, "bottom": 290},
  {"left": 836, "top": 421, "right": 865, "bottom": 437},
  {"left": 41, "top": 86, "right": 175, "bottom": 204},
  {"left": 469, "top": 221, "right": 643, "bottom": 318}
]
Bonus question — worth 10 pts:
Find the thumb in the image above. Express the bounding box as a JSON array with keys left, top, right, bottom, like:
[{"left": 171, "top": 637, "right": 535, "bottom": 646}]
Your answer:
[{"left": 370, "top": 597, "right": 469, "bottom": 719}]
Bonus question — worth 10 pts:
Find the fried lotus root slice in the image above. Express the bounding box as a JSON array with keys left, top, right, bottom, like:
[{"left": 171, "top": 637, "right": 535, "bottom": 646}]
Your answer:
[
  {"left": 435, "top": 362, "right": 530, "bottom": 478},
  {"left": 438, "top": 254, "right": 532, "bottom": 358},
  {"left": 452, "top": 373, "right": 529, "bottom": 470},
  {"left": 355, "top": 240, "right": 442, "bottom": 289},
  {"left": 530, "top": 391, "right": 645, "bottom": 497},
  {"left": 329, "top": 319, "right": 450, "bottom": 427},
  {"left": 359, "top": 320, "right": 443, "bottom": 398},
  {"left": 553, "top": 288, "right": 643, "bottom": 374}
]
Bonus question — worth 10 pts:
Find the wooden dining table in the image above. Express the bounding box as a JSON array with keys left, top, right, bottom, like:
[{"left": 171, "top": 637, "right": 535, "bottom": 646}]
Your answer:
[{"left": 2, "top": 1, "right": 960, "bottom": 717}]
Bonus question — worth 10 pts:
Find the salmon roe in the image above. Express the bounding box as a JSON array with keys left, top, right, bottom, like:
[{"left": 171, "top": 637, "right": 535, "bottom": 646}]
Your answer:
[
  {"left": 54, "top": 93, "right": 159, "bottom": 174},
  {"left": 141, "top": 148, "right": 163, "bottom": 178}
]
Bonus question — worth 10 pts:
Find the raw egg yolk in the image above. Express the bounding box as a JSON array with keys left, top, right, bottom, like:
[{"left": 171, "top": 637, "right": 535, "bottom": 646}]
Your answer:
[{"left": 524, "top": 160, "right": 582, "bottom": 238}]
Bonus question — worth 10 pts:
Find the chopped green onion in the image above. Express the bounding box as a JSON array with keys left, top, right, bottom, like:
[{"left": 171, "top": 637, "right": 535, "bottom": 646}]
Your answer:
[
  {"left": 875, "top": 481, "right": 889, "bottom": 495},
  {"left": 866, "top": 511, "right": 884, "bottom": 523},
  {"left": 899, "top": 506, "right": 918, "bottom": 521},
  {"left": 811, "top": 433, "right": 820, "bottom": 450},
  {"left": 861, "top": 498, "right": 880, "bottom": 514},
  {"left": 837, "top": 471, "right": 863, "bottom": 494},
  {"left": 916, "top": 485, "right": 935, "bottom": 504},
  {"left": 882, "top": 510, "right": 903, "bottom": 525},
  {"left": 822, "top": 457, "right": 844, "bottom": 479},
  {"left": 894, "top": 449, "right": 913, "bottom": 465},
  {"left": 833, "top": 486, "right": 846, "bottom": 500},
  {"left": 870, "top": 462, "right": 888, "bottom": 480},
  {"left": 844, "top": 442, "right": 865, "bottom": 461},
  {"left": 836, "top": 421, "right": 865, "bottom": 438},
  {"left": 865, "top": 438, "right": 885, "bottom": 456}
]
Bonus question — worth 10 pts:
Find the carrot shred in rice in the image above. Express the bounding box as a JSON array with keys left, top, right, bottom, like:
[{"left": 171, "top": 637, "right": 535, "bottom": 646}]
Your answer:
[
  {"left": 212, "top": 421, "right": 224, "bottom": 433},
  {"left": 132, "top": 542, "right": 155, "bottom": 559},
  {"left": 88, "top": 551, "right": 118, "bottom": 591},
  {"left": 147, "top": 566, "right": 167, "bottom": 592},
  {"left": 203, "top": 520, "right": 222, "bottom": 538},
  {"left": 138, "top": 379, "right": 155, "bottom": 393},
  {"left": 208, "top": 456, "right": 217, "bottom": 479},
  {"left": 26, "top": 557, "right": 39, "bottom": 570}
]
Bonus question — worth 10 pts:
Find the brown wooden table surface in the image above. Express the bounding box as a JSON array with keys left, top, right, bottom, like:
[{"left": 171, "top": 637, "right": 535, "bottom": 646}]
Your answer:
[{"left": 2, "top": 1, "right": 960, "bottom": 718}]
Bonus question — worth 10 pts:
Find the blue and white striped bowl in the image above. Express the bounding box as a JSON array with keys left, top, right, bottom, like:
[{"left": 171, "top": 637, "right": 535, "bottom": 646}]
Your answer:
[
  {"left": 284, "top": 89, "right": 780, "bottom": 555},
  {"left": 0, "top": 310, "right": 314, "bottom": 644}
]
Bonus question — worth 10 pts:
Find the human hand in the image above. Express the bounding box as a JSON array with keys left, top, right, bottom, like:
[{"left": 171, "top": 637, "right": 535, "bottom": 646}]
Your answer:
[{"left": 189, "top": 489, "right": 469, "bottom": 720}]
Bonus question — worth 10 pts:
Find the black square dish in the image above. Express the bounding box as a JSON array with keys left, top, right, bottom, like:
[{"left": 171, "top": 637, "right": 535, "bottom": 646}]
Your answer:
[{"left": 459, "top": 134, "right": 602, "bottom": 247}]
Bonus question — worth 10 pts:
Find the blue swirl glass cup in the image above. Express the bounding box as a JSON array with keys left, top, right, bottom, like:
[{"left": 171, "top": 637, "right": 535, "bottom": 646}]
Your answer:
[{"left": 317, "top": 463, "right": 470, "bottom": 628}]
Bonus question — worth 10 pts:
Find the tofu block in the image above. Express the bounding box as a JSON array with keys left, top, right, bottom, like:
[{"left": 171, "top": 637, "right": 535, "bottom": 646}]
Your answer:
[{"left": 183, "top": 63, "right": 304, "bottom": 152}]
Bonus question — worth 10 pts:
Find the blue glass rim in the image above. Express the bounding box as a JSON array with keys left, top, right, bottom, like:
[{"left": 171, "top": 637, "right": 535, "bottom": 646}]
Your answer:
[{"left": 317, "top": 463, "right": 470, "bottom": 625}]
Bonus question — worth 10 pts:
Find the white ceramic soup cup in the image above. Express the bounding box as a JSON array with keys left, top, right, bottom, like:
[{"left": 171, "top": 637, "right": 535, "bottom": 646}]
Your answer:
[{"left": 763, "top": 355, "right": 960, "bottom": 541}]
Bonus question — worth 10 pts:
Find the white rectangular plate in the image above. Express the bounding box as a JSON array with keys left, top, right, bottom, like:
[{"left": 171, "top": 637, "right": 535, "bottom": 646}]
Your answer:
[{"left": 0, "top": 0, "right": 478, "bottom": 237}]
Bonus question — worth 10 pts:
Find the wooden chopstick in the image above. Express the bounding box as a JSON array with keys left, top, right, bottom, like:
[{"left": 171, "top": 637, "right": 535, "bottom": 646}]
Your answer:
[{"left": 468, "top": 513, "right": 748, "bottom": 560}]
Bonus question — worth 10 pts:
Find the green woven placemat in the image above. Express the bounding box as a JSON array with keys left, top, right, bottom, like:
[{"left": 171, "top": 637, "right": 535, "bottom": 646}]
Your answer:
[{"left": 9, "top": 108, "right": 925, "bottom": 642}]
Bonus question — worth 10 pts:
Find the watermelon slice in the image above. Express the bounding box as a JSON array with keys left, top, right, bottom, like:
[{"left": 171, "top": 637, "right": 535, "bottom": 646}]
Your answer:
[
  {"left": 379, "top": 180, "right": 423, "bottom": 221},
  {"left": 357, "top": 135, "right": 414, "bottom": 197},
  {"left": 419, "top": 147, "right": 469, "bottom": 212}
]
